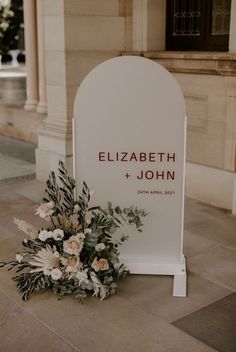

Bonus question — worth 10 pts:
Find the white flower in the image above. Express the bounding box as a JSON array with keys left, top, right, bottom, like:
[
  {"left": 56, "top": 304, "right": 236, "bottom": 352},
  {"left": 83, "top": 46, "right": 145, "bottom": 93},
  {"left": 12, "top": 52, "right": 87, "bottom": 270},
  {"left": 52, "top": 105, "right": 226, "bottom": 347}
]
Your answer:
[
  {"left": 13, "top": 218, "right": 38, "bottom": 239},
  {"left": 76, "top": 269, "right": 88, "bottom": 285},
  {"left": 53, "top": 229, "right": 64, "bottom": 241},
  {"left": 50, "top": 268, "right": 62, "bottom": 280},
  {"left": 90, "top": 271, "right": 107, "bottom": 300},
  {"left": 35, "top": 201, "right": 54, "bottom": 219},
  {"left": 74, "top": 204, "right": 80, "bottom": 212},
  {"left": 77, "top": 232, "right": 85, "bottom": 240},
  {"left": 85, "top": 228, "right": 92, "bottom": 234},
  {"left": 63, "top": 234, "right": 84, "bottom": 255},
  {"left": 95, "top": 243, "right": 105, "bottom": 252},
  {"left": 91, "top": 257, "right": 109, "bottom": 272},
  {"left": 113, "top": 263, "right": 120, "bottom": 270},
  {"left": 47, "top": 231, "right": 53, "bottom": 239},
  {"left": 23, "top": 239, "right": 28, "bottom": 244},
  {"left": 16, "top": 254, "right": 23, "bottom": 263},
  {"left": 53, "top": 251, "right": 60, "bottom": 258},
  {"left": 43, "top": 267, "right": 51, "bottom": 275},
  {"left": 38, "top": 230, "right": 49, "bottom": 242},
  {"left": 29, "top": 245, "right": 59, "bottom": 274},
  {"left": 38, "top": 230, "right": 53, "bottom": 241}
]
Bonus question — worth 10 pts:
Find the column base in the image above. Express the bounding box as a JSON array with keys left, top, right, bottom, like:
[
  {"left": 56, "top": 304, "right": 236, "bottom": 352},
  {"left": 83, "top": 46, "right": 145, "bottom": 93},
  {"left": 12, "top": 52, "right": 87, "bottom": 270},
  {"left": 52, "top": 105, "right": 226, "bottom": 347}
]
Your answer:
[
  {"left": 186, "top": 161, "right": 235, "bottom": 212},
  {"left": 36, "top": 102, "right": 47, "bottom": 114},
  {"left": 36, "top": 119, "right": 73, "bottom": 182},
  {"left": 24, "top": 100, "right": 38, "bottom": 111},
  {"left": 36, "top": 148, "right": 73, "bottom": 182}
]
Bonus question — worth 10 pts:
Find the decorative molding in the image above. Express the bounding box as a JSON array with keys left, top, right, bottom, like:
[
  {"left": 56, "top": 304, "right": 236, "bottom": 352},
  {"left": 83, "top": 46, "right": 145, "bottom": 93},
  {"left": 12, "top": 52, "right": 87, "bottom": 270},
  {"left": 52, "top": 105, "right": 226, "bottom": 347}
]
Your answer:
[
  {"left": 123, "top": 51, "right": 236, "bottom": 76},
  {"left": 38, "top": 118, "right": 73, "bottom": 140}
]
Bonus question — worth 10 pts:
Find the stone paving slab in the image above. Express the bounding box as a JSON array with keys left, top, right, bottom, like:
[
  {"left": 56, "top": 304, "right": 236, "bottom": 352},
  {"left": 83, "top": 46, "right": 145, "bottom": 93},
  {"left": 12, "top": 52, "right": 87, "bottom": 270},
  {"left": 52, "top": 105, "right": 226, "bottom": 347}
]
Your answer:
[
  {"left": 0, "top": 135, "right": 36, "bottom": 163},
  {"left": 188, "top": 245, "right": 236, "bottom": 291},
  {"left": 118, "top": 273, "right": 231, "bottom": 323},
  {"left": 0, "top": 153, "right": 35, "bottom": 184},
  {"left": 0, "top": 290, "right": 78, "bottom": 352},
  {"left": 187, "top": 214, "right": 236, "bottom": 249},
  {"left": 183, "top": 230, "right": 217, "bottom": 258},
  {"left": 173, "top": 293, "right": 236, "bottom": 352}
]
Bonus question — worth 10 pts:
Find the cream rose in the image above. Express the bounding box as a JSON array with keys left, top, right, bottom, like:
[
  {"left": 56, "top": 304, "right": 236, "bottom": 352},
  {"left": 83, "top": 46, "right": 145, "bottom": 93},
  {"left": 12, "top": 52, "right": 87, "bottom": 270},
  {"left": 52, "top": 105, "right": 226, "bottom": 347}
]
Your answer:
[
  {"left": 64, "top": 256, "right": 82, "bottom": 273},
  {"left": 51, "top": 268, "right": 62, "bottom": 280},
  {"left": 35, "top": 201, "right": 54, "bottom": 219},
  {"left": 91, "top": 258, "right": 109, "bottom": 272},
  {"left": 63, "top": 234, "right": 84, "bottom": 255}
]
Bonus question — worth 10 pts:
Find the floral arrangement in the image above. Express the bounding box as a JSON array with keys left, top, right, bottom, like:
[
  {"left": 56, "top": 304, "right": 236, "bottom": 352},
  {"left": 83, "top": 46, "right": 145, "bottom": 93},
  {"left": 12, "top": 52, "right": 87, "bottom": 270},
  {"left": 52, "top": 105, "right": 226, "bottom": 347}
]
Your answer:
[{"left": 0, "top": 162, "right": 147, "bottom": 301}]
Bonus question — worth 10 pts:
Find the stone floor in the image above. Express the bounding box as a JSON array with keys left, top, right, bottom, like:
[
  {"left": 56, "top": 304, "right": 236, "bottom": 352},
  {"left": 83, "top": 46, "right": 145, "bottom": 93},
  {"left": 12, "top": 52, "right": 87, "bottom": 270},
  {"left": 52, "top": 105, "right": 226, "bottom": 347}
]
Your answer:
[
  {"left": 0, "top": 135, "right": 35, "bottom": 184},
  {"left": 0, "top": 179, "right": 235, "bottom": 352}
]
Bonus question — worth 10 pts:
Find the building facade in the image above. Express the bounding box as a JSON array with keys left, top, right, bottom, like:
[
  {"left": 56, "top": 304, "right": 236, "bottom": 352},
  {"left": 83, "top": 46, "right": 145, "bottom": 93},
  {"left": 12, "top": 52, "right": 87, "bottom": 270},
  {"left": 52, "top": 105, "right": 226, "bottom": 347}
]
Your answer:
[{"left": 21, "top": 0, "right": 236, "bottom": 212}]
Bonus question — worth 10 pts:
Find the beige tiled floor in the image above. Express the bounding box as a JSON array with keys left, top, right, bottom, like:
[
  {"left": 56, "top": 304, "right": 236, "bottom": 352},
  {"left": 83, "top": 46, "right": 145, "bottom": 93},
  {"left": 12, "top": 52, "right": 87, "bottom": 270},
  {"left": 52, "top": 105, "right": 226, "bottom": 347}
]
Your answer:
[
  {"left": 0, "top": 153, "right": 35, "bottom": 183},
  {"left": 0, "top": 179, "right": 235, "bottom": 352}
]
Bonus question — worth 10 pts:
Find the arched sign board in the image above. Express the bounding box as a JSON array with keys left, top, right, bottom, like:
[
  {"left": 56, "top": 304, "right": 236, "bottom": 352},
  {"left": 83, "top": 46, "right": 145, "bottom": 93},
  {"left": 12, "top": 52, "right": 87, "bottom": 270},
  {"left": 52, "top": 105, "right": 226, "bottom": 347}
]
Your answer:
[{"left": 73, "top": 56, "right": 187, "bottom": 297}]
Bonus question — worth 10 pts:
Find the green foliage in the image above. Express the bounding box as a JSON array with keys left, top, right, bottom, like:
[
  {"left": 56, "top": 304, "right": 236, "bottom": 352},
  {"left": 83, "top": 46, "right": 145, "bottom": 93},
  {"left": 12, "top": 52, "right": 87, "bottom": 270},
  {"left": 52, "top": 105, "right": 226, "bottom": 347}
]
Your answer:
[
  {"left": 44, "top": 170, "right": 62, "bottom": 215},
  {"left": 58, "top": 160, "right": 76, "bottom": 216},
  {"left": 13, "top": 272, "right": 51, "bottom": 301}
]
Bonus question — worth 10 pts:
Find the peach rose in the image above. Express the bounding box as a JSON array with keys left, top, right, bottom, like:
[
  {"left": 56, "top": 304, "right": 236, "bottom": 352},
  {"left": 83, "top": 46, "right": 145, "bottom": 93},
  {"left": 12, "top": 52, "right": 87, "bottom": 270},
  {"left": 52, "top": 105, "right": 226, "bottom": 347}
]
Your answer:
[
  {"left": 91, "top": 257, "right": 109, "bottom": 272},
  {"left": 65, "top": 256, "right": 82, "bottom": 273},
  {"left": 35, "top": 201, "right": 54, "bottom": 219}
]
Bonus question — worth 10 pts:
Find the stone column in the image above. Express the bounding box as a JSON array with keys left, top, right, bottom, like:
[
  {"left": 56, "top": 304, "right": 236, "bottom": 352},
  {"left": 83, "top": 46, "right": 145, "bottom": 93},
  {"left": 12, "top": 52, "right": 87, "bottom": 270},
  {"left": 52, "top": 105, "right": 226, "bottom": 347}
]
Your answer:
[
  {"left": 224, "top": 75, "right": 236, "bottom": 171},
  {"left": 23, "top": 0, "right": 38, "bottom": 111},
  {"left": 229, "top": 0, "right": 236, "bottom": 52},
  {"left": 36, "top": 0, "right": 47, "bottom": 114},
  {"left": 132, "top": 0, "right": 148, "bottom": 51},
  {"left": 36, "top": 0, "right": 125, "bottom": 181},
  {"left": 132, "top": 0, "right": 166, "bottom": 51}
]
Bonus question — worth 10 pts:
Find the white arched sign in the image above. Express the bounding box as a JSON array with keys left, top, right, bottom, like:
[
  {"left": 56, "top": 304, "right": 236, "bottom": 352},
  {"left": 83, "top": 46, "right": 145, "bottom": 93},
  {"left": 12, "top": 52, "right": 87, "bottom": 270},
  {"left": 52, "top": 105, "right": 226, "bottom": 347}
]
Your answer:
[{"left": 73, "top": 56, "right": 187, "bottom": 296}]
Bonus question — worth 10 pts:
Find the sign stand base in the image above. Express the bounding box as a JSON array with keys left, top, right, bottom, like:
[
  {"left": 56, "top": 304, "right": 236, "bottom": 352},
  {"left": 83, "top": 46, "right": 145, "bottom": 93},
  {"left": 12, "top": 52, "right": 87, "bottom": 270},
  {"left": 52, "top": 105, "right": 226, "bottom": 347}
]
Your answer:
[
  {"left": 123, "top": 256, "right": 187, "bottom": 297},
  {"left": 173, "top": 257, "right": 187, "bottom": 297}
]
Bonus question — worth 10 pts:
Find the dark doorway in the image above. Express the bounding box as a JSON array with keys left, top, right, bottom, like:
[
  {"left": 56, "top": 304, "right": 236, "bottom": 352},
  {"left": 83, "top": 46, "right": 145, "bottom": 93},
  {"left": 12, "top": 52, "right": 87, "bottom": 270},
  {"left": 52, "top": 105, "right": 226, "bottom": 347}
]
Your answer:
[{"left": 166, "top": 0, "right": 231, "bottom": 51}]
